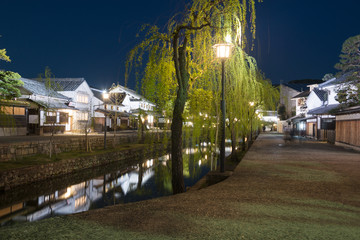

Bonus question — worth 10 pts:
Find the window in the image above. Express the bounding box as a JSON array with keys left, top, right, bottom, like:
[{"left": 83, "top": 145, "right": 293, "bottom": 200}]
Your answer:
[
  {"left": 78, "top": 112, "right": 88, "bottom": 121},
  {"left": 13, "top": 107, "right": 25, "bottom": 115},
  {"left": 2, "top": 106, "right": 14, "bottom": 115},
  {"left": 46, "top": 112, "right": 56, "bottom": 116},
  {"left": 77, "top": 94, "right": 89, "bottom": 104},
  {"left": 0, "top": 106, "right": 25, "bottom": 115},
  {"left": 59, "top": 112, "right": 69, "bottom": 123},
  {"left": 45, "top": 112, "right": 57, "bottom": 124}
]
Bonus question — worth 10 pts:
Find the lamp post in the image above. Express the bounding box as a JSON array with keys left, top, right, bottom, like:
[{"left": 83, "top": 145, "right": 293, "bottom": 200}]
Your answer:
[
  {"left": 213, "top": 42, "right": 232, "bottom": 172},
  {"left": 102, "top": 91, "right": 109, "bottom": 149},
  {"left": 249, "top": 102, "right": 254, "bottom": 142}
]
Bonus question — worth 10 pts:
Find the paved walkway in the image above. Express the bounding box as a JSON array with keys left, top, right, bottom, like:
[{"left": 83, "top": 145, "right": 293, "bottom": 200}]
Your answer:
[{"left": 1, "top": 133, "right": 360, "bottom": 239}]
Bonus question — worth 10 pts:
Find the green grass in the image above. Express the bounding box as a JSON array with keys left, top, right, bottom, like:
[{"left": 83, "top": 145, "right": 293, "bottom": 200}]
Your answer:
[
  {"left": 0, "top": 144, "right": 146, "bottom": 172},
  {"left": 2, "top": 203, "right": 359, "bottom": 240},
  {"left": 0, "top": 217, "right": 172, "bottom": 240},
  {"left": 271, "top": 162, "right": 343, "bottom": 182}
]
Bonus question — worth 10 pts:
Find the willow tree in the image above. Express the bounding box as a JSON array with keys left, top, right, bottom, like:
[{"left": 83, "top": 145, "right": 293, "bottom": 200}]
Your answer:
[{"left": 127, "top": 0, "right": 260, "bottom": 194}]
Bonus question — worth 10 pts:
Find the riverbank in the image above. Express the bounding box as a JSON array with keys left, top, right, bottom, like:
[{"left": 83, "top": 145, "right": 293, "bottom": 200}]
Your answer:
[
  {"left": 1, "top": 133, "right": 359, "bottom": 239},
  {"left": 0, "top": 142, "right": 169, "bottom": 191}
]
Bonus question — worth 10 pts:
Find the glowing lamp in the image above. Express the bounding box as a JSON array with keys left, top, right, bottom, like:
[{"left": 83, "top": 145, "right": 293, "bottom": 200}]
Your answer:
[
  {"left": 102, "top": 91, "right": 109, "bottom": 99},
  {"left": 213, "top": 43, "right": 233, "bottom": 59}
]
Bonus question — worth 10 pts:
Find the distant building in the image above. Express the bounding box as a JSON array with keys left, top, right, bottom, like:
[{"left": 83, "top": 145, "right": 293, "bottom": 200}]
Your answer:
[
  {"left": 305, "top": 77, "right": 341, "bottom": 140},
  {"left": 278, "top": 79, "right": 323, "bottom": 133},
  {"left": 90, "top": 87, "right": 129, "bottom": 131},
  {"left": 279, "top": 79, "right": 323, "bottom": 120},
  {"left": 108, "top": 84, "right": 156, "bottom": 129}
]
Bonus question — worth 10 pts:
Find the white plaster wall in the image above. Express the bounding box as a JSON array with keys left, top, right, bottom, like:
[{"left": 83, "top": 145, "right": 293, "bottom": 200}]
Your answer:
[
  {"left": 92, "top": 97, "right": 105, "bottom": 118},
  {"left": 306, "top": 92, "right": 323, "bottom": 111},
  {"left": 322, "top": 85, "right": 338, "bottom": 105}
]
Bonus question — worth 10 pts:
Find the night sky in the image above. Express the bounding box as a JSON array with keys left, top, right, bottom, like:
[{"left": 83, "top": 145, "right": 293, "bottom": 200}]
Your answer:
[{"left": 1, "top": 0, "right": 359, "bottom": 91}]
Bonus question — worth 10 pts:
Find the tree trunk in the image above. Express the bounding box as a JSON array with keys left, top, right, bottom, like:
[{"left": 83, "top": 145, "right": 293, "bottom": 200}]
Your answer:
[
  {"left": 171, "top": 89, "right": 186, "bottom": 194},
  {"left": 230, "top": 126, "right": 237, "bottom": 161},
  {"left": 171, "top": 35, "right": 189, "bottom": 194},
  {"left": 241, "top": 135, "right": 246, "bottom": 152}
]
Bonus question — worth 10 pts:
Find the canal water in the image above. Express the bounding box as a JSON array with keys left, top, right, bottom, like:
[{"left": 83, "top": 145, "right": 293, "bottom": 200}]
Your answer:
[{"left": 0, "top": 145, "right": 231, "bottom": 226}]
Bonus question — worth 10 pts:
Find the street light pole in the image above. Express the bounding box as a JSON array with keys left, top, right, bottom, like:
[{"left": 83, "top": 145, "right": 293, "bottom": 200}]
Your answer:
[
  {"left": 102, "top": 91, "right": 109, "bottom": 149},
  {"left": 220, "top": 59, "right": 226, "bottom": 172},
  {"left": 213, "top": 42, "right": 232, "bottom": 173},
  {"left": 104, "top": 114, "right": 107, "bottom": 149},
  {"left": 249, "top": 102, "right": 254, "bottom": 142}
]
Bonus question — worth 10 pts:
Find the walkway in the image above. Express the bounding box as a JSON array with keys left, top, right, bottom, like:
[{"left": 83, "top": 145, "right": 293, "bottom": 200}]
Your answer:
[{"left": 1, "top": 133, "right": 360, "bottom": 239}]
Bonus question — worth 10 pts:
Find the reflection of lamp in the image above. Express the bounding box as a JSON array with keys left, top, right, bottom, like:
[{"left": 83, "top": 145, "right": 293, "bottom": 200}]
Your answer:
[{"left": 213, "top": 42, "right": 233, "bottom": 173}]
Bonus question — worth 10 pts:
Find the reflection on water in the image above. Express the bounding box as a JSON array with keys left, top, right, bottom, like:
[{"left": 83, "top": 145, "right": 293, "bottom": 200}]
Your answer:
[{"left": 0, "top": 145, "right": 231, "bottom": 226}]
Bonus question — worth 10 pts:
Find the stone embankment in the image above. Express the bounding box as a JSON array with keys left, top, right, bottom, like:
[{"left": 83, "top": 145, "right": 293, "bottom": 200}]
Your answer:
[
  {"left": 0, "top": 134, "right": 140, "bottom": 162},
  {"left": 0, "top": 143, "right": 168, "bottom": 191},
  {"left": 0, "top": 131, "right": 170, "bottom": 190}
]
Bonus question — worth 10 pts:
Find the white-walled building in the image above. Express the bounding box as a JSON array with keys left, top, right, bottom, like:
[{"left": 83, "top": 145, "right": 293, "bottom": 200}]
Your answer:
[
  {"left": 304, "top": 77, "right": 341, "bottom": 139},
  {"left": 19, "top": 78, "right": 76, "bottom": 134},
  {"left": 109, "top": 85, "right": 156, "bottom": 128},
  {"left": 52, "top": 78, "right": 96, "bottom": 132}
]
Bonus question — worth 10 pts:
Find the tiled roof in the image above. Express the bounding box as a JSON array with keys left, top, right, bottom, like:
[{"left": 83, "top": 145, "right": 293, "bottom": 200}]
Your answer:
[
  {"left": 307, "top": 104, "right": 339, "bottom": 115},
  {"left": 20, "top": 78, "right": 70, "bottom": 100},
  {"left": 319, "top": 73, "right": 353, "bottom": 88},
  {"left": 313, "top": 88, "right": 327, "bottom": 102},
  {"left": 282, "top": 83, "right": 309, "bottom": 92},
  {"left": 28, "top": 98, "right": 76, "bottom": 110},
  {"left": 333, "top": 105, "right": 360, "bottom": 115},
  {"left": 52, "top": 78, "right": 85, "bottom": 91},
  {"left": 90, "top": 87, "right": 105, "bottom": 101},
  {"left": 282, "top": 79, "right": 323, "bottom": 92},
  {"left": 292, "top": 90, "right": 310, "bottom": 99}
]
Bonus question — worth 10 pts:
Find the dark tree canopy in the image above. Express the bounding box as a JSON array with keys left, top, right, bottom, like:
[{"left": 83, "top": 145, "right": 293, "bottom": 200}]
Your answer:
[
  {"left": 0, "top": 46, "right": 23, "bottom": 100},
  {"left": 335, "top": 34, "right": 360, "bottom": 105}
]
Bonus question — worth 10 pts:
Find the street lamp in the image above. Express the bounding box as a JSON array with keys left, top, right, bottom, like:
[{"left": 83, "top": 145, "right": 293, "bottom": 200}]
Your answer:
[
  {"left": 102, "top": 91, "right": 109, "bottom": 149},
  {"left": 249, "top": 102, "right": 254, "bottom": 142},
  {"left": 213, "top": 42, "right": 233, "bottom": 172}
]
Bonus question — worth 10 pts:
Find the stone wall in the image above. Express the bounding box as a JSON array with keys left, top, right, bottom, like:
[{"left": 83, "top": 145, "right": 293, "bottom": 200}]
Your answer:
[
  {"left": 0, "top": 127, "right": 27, "bottom": 137},
  {"left": 0, "top": 132, "right": 169, "bottom": 162},
  {"left": 0, "top": 144, "right": 169, "bottom": 191}
]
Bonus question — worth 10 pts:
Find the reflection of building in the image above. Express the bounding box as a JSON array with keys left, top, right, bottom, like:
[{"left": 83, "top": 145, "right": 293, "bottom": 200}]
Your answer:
[{"left": 0, "top": 159, "right": 157, "bottom": 225}]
